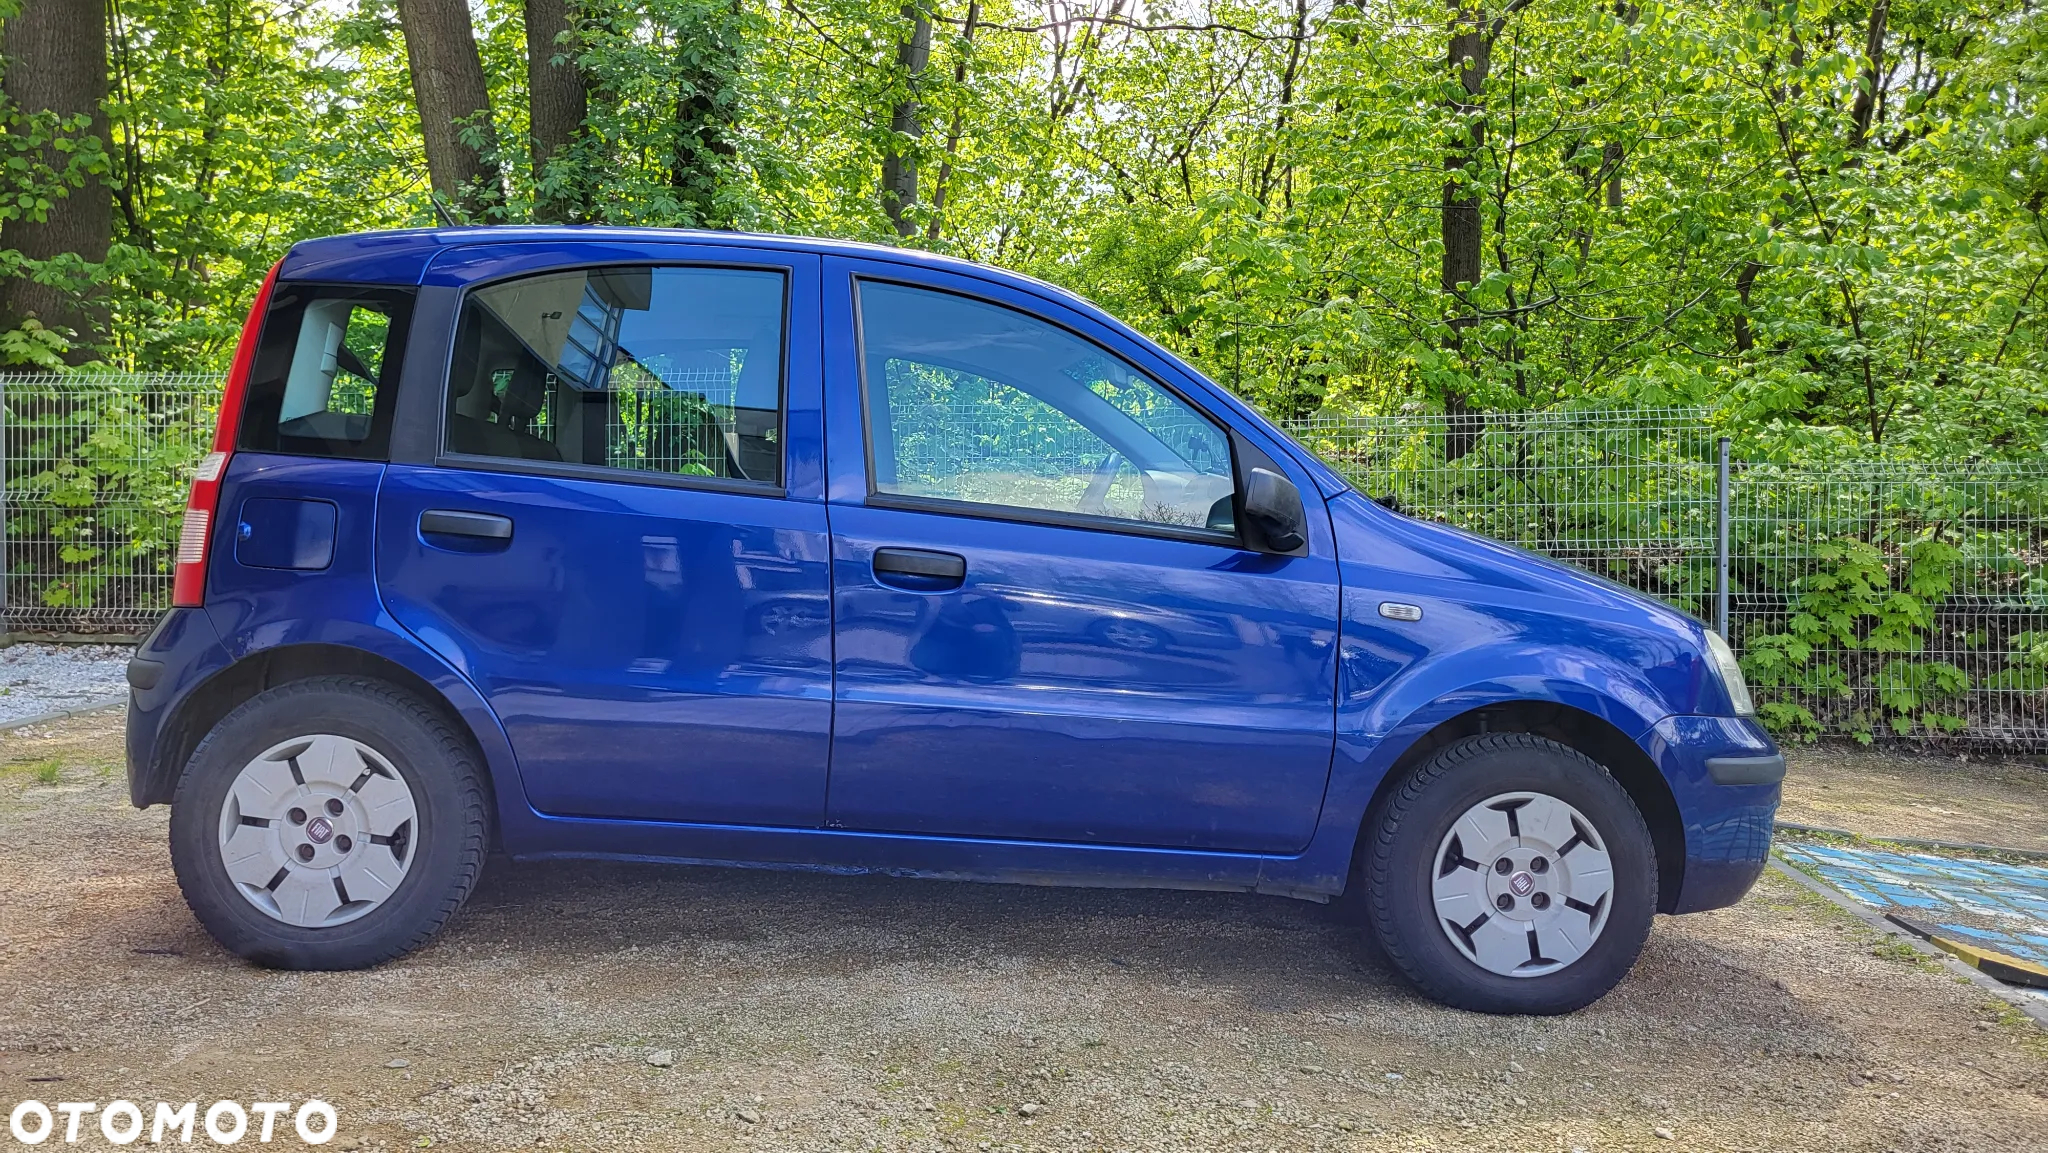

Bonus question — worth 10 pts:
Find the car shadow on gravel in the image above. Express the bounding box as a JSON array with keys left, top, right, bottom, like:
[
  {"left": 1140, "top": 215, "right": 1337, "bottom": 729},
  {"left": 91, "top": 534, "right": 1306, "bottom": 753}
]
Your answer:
[
  {"left": 440, "top": 860, "right": 1867, "bottom": 1048},
  {"left": 453, "top": 856, "right": 1400, "bottom": 989},
  {"left": 432, "top": 857, "right": 1843, "bottom": 1039}
]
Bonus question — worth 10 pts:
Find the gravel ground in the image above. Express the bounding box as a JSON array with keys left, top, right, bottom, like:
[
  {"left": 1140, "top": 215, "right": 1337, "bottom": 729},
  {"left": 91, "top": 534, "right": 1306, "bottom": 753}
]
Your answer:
[
  {"left": 0, "top": 642, "right": 129, "bottom": 726},
  {"left": 1777, "top": 744, "right": 2048, "bottom": 854},
  {"left": 4, "top": 711, "right": 2047, "bottom": 1151}
]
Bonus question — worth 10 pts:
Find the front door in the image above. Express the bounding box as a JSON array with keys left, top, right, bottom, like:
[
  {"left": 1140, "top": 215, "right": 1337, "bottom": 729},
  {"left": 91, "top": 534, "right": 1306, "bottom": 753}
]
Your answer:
[
  {"left": 377, "top": 253, "right": 834, "bottom": 826},
  {"left": 823, "top": 270, "right": 1340, "bottom": 853}
]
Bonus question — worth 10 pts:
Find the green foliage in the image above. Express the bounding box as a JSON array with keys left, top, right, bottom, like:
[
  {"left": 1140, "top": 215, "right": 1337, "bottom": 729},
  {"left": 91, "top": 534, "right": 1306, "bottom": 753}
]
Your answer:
[
  {"left": 0, "top": 318, "right": 70, "bottom": 368},
  {"left": 0, "top": 92, "right": 112, "bottom": 362},
  {"left": 1741, "top": 537, "right": 1972, "bottom": 742},
  {"left": 2, "top": 0, "right": 2043, "bottom": 442}
]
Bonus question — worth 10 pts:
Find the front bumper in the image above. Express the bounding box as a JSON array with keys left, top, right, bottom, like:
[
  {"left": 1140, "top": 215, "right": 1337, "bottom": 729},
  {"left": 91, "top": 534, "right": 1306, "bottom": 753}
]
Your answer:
[{"left": 1643, "top": 714, "right": 1783, "bottom": 914}]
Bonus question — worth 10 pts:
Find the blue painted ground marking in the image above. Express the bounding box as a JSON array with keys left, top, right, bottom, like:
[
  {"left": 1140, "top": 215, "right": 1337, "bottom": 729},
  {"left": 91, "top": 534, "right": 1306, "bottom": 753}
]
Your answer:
[{"left": 1776, "top": 840, "right": 2048, "bottom": 968}]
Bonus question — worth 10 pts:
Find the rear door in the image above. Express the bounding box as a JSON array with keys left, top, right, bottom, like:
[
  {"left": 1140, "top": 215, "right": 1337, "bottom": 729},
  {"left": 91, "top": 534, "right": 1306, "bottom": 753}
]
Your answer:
[
  {"left": 376, "top": 247, "right": 833, "bottom": 826},
  {"left": 820, "top": 261, "right": 1341, "bottom": 853}
]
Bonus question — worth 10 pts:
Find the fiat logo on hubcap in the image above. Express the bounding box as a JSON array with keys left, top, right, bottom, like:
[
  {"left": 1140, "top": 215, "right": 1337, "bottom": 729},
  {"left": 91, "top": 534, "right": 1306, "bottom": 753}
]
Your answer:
[
  {"left": 305, "top": 816, "right": 335, "bottom": 844},
  {"left": 1508, "top": 870, "right": 1536, "bottom": 896}
]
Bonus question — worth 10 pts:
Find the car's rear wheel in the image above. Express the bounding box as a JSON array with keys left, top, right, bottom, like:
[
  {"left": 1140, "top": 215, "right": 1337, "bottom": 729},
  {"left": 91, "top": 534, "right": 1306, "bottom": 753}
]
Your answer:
[
  {"left": 169, "top": 676, "right": 487, "bottom": 969},
  {"left": 1364, "top": 733, "right": 1656, "bottom": 1014}
]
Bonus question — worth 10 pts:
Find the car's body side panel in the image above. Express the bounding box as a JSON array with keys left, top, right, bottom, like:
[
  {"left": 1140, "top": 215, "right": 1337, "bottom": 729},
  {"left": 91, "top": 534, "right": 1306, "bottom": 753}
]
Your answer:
[
  {"left": 1326, "top": 495, "right": 1714, "bottom": 734},
  {"left": 376, "top": 466, "right": 837, "bottom": 825},
  {"left": 822, "top": 501, "right": 1343, "bottom": 853}
]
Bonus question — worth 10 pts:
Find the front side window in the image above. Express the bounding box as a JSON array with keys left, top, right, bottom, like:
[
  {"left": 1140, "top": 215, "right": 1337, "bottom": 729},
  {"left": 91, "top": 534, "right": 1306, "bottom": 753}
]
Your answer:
[
  {"left": 240, "top": 284, "right": 415, "bottom": 459},
  {"left": 446, "top": 265, "right": 786, "bottom": 485},
  {"left": 858, "top": 280, "right": 1236, "bottom": 535}
]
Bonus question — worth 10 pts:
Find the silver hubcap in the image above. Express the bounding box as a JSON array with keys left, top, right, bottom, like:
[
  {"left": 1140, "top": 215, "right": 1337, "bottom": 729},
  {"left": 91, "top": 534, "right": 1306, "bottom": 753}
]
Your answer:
[
  {"left": 217, "top": 735, "right": 418, "bottom": 927},
  {"left": 1432, "top": 791, "right": 1614, "bottom": 977}
]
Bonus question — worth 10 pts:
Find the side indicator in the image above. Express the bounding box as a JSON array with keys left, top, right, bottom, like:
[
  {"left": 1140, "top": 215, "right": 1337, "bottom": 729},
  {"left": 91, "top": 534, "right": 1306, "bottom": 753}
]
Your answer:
[{"left": 1379, "top": 602, "right": 1424, "bottom": 622}]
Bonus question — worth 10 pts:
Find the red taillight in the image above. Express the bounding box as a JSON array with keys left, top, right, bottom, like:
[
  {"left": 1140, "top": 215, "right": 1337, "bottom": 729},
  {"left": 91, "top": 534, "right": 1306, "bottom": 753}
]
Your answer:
[{"left": 173, "top": 260, "right": 281, "bottom": 608}]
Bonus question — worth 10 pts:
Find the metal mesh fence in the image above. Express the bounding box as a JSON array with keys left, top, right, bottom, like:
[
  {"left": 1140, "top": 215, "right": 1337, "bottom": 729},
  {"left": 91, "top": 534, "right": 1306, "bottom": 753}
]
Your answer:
[
  {"left": 1, "top": 372, "right": 222, "bottom": 633},
  {"left": 1286, "top": 409, "right": 1723, "bottom": 613},
  {"left": 1724, "top": 461, "right": 2048, "bottom": 746},
  {"left": 1284, "top": 408, "right": 2048, "bottom": 749},
  {"left": 5, "top": 372, "right": 2045, "bottom": 748}
]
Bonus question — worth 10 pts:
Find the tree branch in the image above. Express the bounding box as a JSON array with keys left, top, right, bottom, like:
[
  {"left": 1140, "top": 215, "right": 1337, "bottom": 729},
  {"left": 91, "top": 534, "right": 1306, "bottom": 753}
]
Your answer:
[{"left": 931, "top": 13, "right": 1292, "bottom": 43}]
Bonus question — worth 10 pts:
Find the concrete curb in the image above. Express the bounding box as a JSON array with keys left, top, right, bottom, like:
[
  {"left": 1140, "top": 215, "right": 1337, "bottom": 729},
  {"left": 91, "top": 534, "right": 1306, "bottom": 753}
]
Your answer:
[
  {"left": 1776, "top": 820, "right": 2048, "bottom": 864},
  {"left": 0, "top": 695, "right": 128, "bottom": 733},
  {"left": 1767, "top": 856, "right": 2048, "bottom": 1031},
  {"left": 1886, "top": 912, "right": 2048, "bottom": 988}
]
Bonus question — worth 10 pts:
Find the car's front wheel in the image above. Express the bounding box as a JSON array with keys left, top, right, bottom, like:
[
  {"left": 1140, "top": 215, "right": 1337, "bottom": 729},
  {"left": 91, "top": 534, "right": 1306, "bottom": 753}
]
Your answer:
[
  {"left": 1363, "top": 733, "right": 1656, "bottom": 1014},
  {"left": 169, "top": 676, "right": 488, "bottom": 969}
]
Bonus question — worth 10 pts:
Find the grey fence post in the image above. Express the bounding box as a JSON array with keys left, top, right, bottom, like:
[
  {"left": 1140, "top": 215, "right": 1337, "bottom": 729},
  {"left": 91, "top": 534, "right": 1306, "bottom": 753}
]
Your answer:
[{"left": 1715, "top": 436, "right": 1730, "bottom": 641}]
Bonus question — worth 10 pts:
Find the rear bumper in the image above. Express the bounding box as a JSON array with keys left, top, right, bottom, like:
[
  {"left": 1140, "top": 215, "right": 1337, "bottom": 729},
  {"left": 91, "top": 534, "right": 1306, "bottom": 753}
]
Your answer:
[
  {"left": 124, "top": 607, "right": 233, "bottom": 807},
  {"left": 1643, "top": 714, "right": 1783, "bottom": 914}
]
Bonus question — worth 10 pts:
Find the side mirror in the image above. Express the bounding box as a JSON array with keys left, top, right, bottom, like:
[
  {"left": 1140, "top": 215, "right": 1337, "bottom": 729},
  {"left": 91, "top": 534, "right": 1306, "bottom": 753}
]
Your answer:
[{"left": 1240, "top": 467, "right": 1308, "bottom": 555}]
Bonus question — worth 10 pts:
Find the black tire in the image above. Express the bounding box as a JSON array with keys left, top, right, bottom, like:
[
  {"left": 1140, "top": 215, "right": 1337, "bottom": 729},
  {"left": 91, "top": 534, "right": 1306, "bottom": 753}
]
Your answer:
[
  {"left": 169, "top": 676, "right": 489, "bottom": 969},
  {"left": 1363, "top": 733, "right": 1656, "bottom": 1014}
]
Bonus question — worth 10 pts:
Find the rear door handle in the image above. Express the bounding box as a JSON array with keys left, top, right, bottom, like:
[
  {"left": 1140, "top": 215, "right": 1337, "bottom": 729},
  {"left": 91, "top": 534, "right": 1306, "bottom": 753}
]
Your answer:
[
  {"left": 420, "top": 509, "right": 514, "bottom": 540},
  {"left": 872, "top": 547, "right": 966, "bottom": 584}
]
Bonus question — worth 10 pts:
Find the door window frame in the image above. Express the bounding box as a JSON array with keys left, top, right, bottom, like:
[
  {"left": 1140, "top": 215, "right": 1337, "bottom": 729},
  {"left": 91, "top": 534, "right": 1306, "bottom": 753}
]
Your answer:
[
  {"left": 236, "top": 281, "right": 418, "bottom": 462},
  {"left": 850, "top": 274, "right": 1248, "bottom": 548},
  {"left": 433, "top": 259, "right": 796, "bottom": 499}
]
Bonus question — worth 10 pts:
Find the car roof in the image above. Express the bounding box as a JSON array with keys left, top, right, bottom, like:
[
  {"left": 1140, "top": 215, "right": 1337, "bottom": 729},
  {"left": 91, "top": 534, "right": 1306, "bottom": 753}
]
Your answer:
[{"left": 276, "top": 225, "right": 1095, "bottom": 309}]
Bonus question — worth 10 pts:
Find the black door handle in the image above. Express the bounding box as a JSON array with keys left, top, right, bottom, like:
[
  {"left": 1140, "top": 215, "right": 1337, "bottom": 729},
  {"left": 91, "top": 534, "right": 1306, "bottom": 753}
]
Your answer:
[
  {"left": 873, "top": 547, "right": 965, "bottom": 580},
  {"left": 420, "top": 509, "right": 514, "bottom": 540}
]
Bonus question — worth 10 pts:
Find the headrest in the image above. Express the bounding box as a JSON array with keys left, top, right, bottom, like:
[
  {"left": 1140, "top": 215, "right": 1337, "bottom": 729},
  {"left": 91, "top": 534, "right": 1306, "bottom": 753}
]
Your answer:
[{"left": 500, "top": 365, "right": 547, "bottom": 422}]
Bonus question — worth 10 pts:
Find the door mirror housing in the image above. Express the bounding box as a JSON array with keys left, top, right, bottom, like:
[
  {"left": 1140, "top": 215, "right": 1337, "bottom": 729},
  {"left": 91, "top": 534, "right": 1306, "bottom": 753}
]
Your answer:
[{"left": 1240, "top": 467, "right": 1309, "bottom": 555}]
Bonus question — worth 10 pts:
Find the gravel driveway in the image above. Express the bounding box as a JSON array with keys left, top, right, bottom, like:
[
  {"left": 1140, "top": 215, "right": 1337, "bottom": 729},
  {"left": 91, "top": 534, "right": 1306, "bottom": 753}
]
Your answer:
[
  {"left": 1776, "top": 743, "right": 2048, "bottom": 854},
  {"left": 3, "top": 711, "right": 2046, "bottom": 1152},
  {"left": 0, "top": 642, "right": 129, "bottom": 726}
]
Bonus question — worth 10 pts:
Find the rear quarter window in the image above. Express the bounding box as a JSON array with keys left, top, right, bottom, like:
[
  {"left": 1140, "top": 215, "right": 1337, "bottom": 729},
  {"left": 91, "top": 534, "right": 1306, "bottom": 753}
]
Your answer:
[{"left": 238, "top": 283, "right": 416, "bottom": 459}]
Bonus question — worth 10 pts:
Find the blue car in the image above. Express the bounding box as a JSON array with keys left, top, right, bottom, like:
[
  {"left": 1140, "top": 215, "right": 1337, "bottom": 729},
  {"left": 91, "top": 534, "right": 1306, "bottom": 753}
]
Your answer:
[{"left": 124, "top": 228, "right": 1782, "bottom": 1015}]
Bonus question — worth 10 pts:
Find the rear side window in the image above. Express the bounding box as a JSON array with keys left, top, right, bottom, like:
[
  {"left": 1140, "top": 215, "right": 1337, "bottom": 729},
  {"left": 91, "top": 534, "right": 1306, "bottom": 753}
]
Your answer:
[
  {"left": 444, "top": 265, "right": 786, "bottom": 487},
  {"left": 239, "top": 283, "right": 416, "bottom": 459}
]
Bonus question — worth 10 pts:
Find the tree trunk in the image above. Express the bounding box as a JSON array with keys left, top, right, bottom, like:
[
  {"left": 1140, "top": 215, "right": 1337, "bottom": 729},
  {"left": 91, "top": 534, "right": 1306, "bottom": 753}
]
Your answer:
[
  {"left": 668, "top": 2, "right": 741, "bottom": 228},
  {"left": 1733, "top": 260, "right": 1762, "bottom": 352},
  {"left": 398, "top": 0, "right": 504, "bottom": 222},
  {"left": 880, "top": 4, "right": 931, "bottom": 238},
  {"left": 924, "top": 0, "right": 979, "bottom": 245},
  {"left": 1441, "top": 0, "right": 1489, "bottom": 458},
  {"left": 1847, "top": 0, "right": 1888, "bottom": 150},
  {"left": 525, "top": 0, "right": 587, "bottom": 224},
  {"left": 1601, "top": 2, "right": 1637, "bottom": 208},
  {"left": 0, "top": 0, "right": 112, "bottom": 362},
  {"left": 1254, "top": 0, "right": 1310, "bottom": 212}
]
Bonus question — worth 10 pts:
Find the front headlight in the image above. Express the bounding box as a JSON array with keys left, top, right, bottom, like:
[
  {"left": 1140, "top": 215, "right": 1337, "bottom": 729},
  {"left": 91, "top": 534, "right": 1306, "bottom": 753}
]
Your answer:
[{"left": 1703, "top": 630, "right": 1755, "bottom": 717}]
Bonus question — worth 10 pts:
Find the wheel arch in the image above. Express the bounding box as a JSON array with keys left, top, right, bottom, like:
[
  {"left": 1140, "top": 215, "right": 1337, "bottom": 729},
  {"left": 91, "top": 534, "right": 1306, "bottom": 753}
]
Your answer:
[
  {"left": 1350, "top": 700, "right": 1685, "bottom": 914},
  {"left": 142, "top": 643, "right": 501, "bottom": 835}
]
